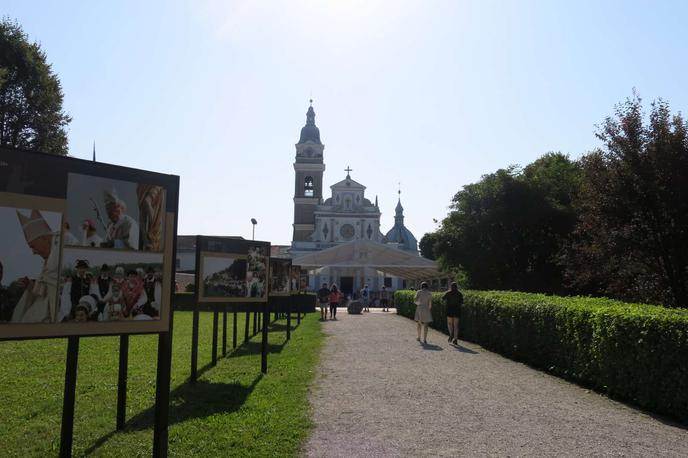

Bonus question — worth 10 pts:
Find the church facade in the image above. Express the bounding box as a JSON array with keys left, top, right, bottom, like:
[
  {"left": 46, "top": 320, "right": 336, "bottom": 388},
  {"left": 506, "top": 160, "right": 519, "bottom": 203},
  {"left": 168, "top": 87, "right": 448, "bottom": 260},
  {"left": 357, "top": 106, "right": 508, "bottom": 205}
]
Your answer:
[{"left": 290, "top": 103, "right": 419, "bottom": 294}]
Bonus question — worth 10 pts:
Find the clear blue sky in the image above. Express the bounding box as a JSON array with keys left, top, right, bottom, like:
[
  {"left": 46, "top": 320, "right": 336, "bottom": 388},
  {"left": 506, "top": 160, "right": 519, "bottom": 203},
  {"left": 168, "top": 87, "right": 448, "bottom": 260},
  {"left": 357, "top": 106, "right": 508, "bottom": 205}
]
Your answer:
[{"left": 5, "top": 1, "right": 688, "bottom": 245}]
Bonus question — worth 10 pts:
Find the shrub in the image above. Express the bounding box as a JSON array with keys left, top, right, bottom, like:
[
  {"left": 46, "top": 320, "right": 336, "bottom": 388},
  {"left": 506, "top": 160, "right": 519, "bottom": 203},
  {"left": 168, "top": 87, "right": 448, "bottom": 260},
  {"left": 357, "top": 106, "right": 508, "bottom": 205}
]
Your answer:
[{"left": 394, "top": 289, "right": 688, "bottom": 423}]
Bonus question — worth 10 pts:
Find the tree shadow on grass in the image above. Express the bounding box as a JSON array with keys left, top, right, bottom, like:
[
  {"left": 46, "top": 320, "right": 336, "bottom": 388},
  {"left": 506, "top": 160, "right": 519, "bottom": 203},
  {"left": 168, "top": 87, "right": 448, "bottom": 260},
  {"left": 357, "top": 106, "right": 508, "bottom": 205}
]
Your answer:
[
  {"left": 267, "top": 322, "right": 292, "bottom": 332},
  {"left": 228, "top": 340, "right": 286, "bottom": 358},
  {"left": 83, "top": 376, "right": 262, "bottom": 456}
]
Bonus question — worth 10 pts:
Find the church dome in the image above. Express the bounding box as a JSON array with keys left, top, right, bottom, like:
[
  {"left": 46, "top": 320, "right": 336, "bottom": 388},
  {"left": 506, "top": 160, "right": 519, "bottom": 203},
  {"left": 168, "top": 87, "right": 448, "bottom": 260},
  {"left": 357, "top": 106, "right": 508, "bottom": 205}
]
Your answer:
[
  {"left": 298, "top": 105, "right": 321, "bottom": 144},
  {"left": 385, "top": 224, "right": 418, "bottom": 252},
  {"left": 384, "top": 197, "right": 418, "bottom": 252}
]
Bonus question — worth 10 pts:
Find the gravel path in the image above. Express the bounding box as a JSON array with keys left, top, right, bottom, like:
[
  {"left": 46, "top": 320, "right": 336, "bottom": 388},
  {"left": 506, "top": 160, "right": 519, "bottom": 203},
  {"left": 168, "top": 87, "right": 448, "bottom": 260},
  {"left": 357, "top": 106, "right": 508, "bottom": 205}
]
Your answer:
[{"left": 304, "top": 310, "right": 688, "bottom": 457}]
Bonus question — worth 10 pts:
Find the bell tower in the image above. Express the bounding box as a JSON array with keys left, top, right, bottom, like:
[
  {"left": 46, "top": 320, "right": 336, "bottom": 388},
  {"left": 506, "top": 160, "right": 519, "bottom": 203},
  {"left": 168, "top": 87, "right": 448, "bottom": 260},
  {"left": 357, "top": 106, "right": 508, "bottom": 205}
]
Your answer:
[{"left": 292, "top": 100, "right": 325, "bottom": 243}]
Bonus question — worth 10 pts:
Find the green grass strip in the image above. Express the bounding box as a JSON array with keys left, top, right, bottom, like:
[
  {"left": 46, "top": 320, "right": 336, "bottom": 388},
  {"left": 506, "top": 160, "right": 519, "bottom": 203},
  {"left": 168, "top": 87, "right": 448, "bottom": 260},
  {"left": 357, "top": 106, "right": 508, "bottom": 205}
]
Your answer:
[{"left": 0, "top": 311, "right": 323, "bottom": 457}]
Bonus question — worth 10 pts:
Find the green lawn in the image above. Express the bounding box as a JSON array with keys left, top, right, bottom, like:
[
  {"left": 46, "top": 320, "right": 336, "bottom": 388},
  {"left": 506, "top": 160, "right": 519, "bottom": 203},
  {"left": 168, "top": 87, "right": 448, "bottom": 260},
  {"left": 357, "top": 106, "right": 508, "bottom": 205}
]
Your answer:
[{"left": 0, "top": 311, "right": 323, "bottom": 457}]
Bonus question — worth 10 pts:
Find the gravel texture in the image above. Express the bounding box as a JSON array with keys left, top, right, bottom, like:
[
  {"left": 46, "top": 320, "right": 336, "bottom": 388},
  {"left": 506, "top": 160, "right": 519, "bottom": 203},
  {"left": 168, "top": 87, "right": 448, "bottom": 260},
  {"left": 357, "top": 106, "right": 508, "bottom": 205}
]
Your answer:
[{"left": 304, "top": 309, "right": 688, "bottom": 457}]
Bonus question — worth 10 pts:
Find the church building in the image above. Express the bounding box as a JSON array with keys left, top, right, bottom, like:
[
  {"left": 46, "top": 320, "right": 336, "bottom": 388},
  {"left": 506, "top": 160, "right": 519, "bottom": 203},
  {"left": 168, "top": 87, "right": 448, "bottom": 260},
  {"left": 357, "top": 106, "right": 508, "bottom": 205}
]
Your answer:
[{"left": 290, "top": 102, "right": 421, "bottom": 294}]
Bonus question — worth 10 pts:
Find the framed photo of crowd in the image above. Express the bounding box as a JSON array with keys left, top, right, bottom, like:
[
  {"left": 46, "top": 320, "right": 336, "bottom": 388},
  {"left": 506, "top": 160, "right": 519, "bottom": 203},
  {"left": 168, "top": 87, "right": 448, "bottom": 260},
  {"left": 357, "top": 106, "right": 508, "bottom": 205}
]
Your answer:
[
  {"left": 0, "top": 147, "right": 179, "bottom": 339},
  {"left": 195, "top": 236, "right": 271, "bottom": 304},
  {"left": 268, "top": 258, "right": 291, "bottom": 296}
]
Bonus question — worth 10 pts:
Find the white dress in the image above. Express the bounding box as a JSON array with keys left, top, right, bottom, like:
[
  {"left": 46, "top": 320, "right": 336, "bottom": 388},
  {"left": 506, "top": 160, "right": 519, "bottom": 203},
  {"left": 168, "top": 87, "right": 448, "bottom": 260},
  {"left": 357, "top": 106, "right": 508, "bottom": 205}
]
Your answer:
[{"left": 413, "top": 289, "right": 433, "bottom": 323}]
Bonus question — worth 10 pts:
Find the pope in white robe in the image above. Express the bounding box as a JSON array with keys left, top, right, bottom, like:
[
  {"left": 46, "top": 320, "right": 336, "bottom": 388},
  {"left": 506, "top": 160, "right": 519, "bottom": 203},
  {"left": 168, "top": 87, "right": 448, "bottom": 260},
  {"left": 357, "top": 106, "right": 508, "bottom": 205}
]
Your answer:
[
  {"left": 11, "top": 210, "right": 61, "bottom": 323},
  {"left": 103, "top": 189, "right": 139, "bottom": 250}
]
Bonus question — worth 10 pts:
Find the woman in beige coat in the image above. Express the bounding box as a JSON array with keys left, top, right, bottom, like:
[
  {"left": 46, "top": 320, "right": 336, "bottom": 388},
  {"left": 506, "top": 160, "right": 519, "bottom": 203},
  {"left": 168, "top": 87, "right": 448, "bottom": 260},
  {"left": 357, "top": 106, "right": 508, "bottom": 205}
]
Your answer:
[{"left": 414, "top": 282, "right": 433, "bottom": 344}]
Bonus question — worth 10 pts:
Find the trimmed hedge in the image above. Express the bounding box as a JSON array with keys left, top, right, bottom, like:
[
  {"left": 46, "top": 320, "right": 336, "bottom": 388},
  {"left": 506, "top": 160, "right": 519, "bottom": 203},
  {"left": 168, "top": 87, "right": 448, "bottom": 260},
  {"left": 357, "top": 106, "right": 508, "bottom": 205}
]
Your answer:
[{"left": 395, "top": 290, "right": 688, "bottom": 423}]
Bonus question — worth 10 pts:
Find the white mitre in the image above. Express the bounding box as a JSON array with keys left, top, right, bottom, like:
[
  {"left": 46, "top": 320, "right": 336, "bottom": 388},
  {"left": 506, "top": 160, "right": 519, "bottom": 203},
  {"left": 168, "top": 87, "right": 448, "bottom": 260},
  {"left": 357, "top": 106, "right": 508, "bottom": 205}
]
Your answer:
[
  {"left": 16, "top": 209, "right": 53, "bottom": 243},
  {"left": 104, "top": 189, "right": 121, "bottom": 207}
]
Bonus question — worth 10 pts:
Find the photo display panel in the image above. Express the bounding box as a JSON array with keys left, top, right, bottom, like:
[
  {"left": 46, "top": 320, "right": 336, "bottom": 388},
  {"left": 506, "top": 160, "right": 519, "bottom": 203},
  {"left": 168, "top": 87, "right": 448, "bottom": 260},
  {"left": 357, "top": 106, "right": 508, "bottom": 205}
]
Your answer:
[
  {"left": 0, "top": 147, "right": 179, "bottom": 339},
  {"left": 196, "top": 236, "right": 271, "bottom": 304},
  {"left": 268, "top": 258, "right": 291, "bottom": 296},
  {"left": 289, "top": 265, "right": 301, "bottom": 294}
]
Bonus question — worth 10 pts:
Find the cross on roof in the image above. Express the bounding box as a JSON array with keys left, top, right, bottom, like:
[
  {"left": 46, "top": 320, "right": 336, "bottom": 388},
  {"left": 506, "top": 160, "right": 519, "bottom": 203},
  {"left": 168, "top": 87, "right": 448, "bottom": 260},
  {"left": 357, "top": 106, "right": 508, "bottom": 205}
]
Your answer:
[{"left": 345, "top": 166, "right": 353, "bottom": 178}]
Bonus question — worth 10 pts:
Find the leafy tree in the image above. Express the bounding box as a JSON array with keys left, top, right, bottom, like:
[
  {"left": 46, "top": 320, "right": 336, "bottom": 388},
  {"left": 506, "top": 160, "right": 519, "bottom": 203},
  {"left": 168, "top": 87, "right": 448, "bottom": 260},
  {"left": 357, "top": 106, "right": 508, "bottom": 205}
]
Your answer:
[
  {"left": 429, "top": 154, "right": 581, "bottom": 293},
  {"left": 563, "top": 94, "right": 688, "bottom": 307},
  {"left": 0, "top": 18, "right": 70, "bottom": 154},
  {"left": 419, "top": 231, "right": 439, "bottom": 260}
]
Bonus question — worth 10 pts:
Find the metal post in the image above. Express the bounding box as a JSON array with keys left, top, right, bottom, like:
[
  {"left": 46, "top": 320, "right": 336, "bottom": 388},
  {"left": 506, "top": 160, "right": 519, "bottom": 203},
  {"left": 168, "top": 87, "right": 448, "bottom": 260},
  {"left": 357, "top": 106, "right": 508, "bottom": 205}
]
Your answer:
[
  {"left": 211, "top": 310, "right": 219, "bottom": 366},
  {"left": 60, "top": 336, "right": 80, "bottom": 458},
  {"left": 153, "top": 327, "right": 173, "bottom": 457},
  {"left": 261, "top": 302, "right": 268, "bottom": 374},
  {"left": 222, "top": 306, "right": 227, "bottom": 357},
  {"left": 244, "top": 310, "right": 250, "bottom": 343},
  {"left": 190, "top": 307, "right": 200, "bottom": 383},
  {"left": 286, "top": 297, "right": 291, "bottom": 341},
  {"left": 233, "top": 307, "right": 237, "bottom": 349},
  {"left": 116, "top": 335, "right": 129, "bottom": 430}
]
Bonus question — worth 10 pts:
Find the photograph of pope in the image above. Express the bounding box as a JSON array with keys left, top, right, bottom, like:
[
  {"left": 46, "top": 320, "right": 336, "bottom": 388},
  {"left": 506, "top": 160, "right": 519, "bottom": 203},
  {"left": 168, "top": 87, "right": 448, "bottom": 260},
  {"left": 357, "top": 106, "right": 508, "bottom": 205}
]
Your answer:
[
  {"left": 63, "top": 173, "right": 165, "bottom": 251},
  {"left": 0, "top": 207, "right": 62, "bottom": 323}
]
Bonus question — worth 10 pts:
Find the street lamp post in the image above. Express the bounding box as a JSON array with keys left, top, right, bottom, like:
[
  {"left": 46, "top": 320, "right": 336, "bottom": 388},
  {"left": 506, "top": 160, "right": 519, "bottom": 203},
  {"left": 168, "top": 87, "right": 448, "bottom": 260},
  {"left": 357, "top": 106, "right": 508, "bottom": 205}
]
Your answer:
[{"left": 251, "top": 218, "right": 257, "bottom": 240}]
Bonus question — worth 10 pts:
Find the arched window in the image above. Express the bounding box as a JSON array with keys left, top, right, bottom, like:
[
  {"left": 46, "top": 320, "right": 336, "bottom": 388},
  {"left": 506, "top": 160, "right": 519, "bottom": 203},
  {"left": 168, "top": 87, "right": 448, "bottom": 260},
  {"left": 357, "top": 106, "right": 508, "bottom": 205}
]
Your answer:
[{"left": 304, "top": 176, "right": 314, "bottom": 197}]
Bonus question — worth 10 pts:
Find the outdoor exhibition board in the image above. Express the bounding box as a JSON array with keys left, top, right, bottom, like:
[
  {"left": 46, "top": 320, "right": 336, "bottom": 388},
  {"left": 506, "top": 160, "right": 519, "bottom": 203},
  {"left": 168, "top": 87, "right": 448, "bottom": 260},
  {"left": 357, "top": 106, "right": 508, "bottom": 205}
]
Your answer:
[
  {"left": 0, "top": 147, "right": 179, "bottom": 339},
  {"left": 195, "top": 236, "right": 271, "bottom": 304},
  {"left": 268, "top": 258, "right": 292, "bottom": 338},
  {"left": 0, "top": 146, "right": 179, "bottom": 458},
  {"left": 269, "top": 258, "right": 291, "bottom": 296},
  {"left": 191, "top": 236, "right": 271, "bottom": 379}
]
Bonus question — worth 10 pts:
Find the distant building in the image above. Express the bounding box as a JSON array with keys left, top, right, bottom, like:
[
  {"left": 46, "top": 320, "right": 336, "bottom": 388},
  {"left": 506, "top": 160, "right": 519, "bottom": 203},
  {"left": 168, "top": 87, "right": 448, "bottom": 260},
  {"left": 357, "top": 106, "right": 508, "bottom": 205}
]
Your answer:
[{"left": 289, "top": 102, "right": 421, "bottom": 294}]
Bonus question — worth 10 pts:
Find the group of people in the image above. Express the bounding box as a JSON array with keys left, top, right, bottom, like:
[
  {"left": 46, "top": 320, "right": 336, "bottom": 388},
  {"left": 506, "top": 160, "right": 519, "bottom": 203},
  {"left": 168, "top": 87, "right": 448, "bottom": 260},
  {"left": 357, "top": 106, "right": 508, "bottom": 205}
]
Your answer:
[
  {"left": 59, "top": 261, "right": 162, "bottom": 322},
  {"left": 413, "top": 281, "right": 463, "bottom": 345},
  {"left": 316, "top": 283, "right": 393, "bottom": 320},
  {"left": 317, "top": 283, "right": 343, "bottom": 320}
]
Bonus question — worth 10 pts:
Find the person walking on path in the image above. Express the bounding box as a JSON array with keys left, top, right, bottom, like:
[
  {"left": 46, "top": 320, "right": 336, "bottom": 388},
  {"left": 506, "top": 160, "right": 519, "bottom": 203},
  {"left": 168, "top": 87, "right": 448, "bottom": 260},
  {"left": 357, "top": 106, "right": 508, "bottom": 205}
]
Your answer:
[
  {"left": 414, "top": 282, "right": 433, "bottom": 343},
  {"left": 380, "top": 286, "right": 390, "bottom": 312},
  {"left": 360, "top": 284, "right": 370, "bottom": 312},
  {"left": 328, "top": 284, "right": 343, "bottom": 320},
  {"left": 317, "top": 283, "right": 330, "bottom": 320},
  {"left": 443, "top": 282, "right": 463, "bottom": 344}
]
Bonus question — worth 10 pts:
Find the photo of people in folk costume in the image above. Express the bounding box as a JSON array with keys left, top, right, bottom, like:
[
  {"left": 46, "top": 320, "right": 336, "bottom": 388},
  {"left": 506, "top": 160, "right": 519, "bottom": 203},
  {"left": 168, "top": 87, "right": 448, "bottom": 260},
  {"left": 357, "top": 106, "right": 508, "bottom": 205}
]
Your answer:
[
  {"left": 0, "top": 207, "right": 62, "bottom": 324},
  {"left": 59, "top": 248, "right": 164, "bottom": 322}
]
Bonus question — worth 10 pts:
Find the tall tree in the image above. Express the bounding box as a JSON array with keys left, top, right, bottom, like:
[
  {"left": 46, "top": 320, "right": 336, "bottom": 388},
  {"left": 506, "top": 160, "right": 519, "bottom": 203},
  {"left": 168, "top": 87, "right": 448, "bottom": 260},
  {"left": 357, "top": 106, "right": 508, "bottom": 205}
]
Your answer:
[
  {"left": 0, "top": 18, "right": 70, "bottom": 155},
  {"left": 428, "top": 154, "right": 580, "bottom": 293},
  {"left": 564, "top": 94, "right": 688, "bottom": 307}
]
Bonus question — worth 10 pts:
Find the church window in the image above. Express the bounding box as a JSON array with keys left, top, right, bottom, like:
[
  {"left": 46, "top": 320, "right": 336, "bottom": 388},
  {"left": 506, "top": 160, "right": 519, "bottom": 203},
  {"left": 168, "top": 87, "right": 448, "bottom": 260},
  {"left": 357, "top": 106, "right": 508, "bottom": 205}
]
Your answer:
[
  {"left": 345, "top": 198, "right": 351, "bottom": 210},
  {"left": 366, "top": 224, "right": 373, "bottom": 239},
  {"left": 323, "top": 223, "right": 329, "bottom": 239},
  {"left": 304, "top": 176, "right": 314, "bottom": 197}
]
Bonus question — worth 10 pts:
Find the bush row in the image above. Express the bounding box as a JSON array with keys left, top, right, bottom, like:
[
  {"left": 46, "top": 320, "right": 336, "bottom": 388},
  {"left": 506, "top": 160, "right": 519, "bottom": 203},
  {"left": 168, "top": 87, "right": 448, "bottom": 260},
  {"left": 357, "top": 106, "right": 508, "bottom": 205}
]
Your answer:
[{"left": 394, "top": 289, "right": 688, "bottom": 423}]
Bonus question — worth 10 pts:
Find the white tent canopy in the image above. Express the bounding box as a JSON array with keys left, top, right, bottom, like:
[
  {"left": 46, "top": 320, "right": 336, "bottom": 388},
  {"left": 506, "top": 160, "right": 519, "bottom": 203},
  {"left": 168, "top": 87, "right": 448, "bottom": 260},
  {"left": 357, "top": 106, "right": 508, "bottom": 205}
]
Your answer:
[{"left": 291, "top": 239, "right": 444, "bottom": 281}]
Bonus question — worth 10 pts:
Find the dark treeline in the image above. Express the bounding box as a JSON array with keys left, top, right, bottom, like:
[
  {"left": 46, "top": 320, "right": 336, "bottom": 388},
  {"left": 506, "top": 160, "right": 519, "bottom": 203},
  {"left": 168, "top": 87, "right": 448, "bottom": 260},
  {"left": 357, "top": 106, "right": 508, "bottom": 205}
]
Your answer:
[{"left": 421, "top": 94, "right": 688, "bottom": 308}]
